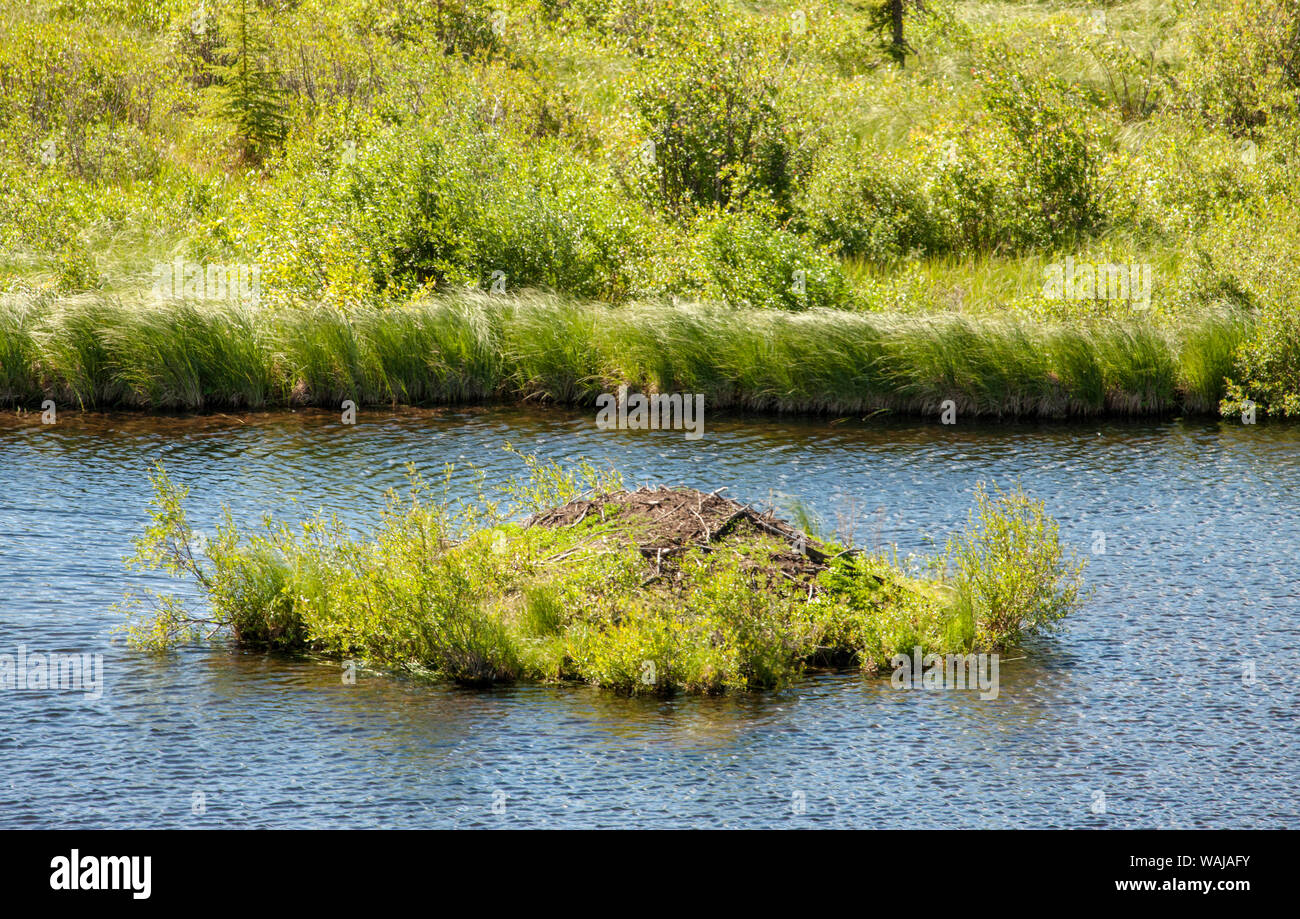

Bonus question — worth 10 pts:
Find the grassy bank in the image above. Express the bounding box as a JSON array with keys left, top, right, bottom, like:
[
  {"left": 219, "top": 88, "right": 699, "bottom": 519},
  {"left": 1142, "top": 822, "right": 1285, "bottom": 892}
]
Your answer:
[
  {"left": 121, "top": 453, "right": 1086, "bottom": 693},
  {"left": 4, "top": 1, "right": 1300, "bottom": 417},
  {"left": 0, "top": 293, "right": 1248, "bottom": 417}
]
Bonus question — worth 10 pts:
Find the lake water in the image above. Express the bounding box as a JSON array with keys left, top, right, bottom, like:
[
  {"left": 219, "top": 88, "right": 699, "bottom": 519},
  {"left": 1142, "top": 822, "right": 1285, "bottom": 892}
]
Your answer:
[{"left": 1, "top": 407, "right": 1296, "bottom": 828}]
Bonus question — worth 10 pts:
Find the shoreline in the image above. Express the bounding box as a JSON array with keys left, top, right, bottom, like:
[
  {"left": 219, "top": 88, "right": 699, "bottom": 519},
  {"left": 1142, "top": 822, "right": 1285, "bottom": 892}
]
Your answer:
[{"left": 1, "top": 294, "right": 1248, "bottom": 419}]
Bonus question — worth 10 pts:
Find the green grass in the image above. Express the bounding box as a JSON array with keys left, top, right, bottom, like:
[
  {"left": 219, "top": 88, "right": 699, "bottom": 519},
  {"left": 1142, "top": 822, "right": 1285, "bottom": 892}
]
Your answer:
[{"left": 0, "top": 291, "right": 1247, "bottom": 416}]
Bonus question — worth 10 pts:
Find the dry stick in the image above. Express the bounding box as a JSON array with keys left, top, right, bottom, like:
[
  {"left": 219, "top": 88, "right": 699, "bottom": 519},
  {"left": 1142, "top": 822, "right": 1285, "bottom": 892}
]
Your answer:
[
  {"left": 741, "top": 509, "right": 831, "bottom": 561},
  {"left": 691, "top": 508, "right": 711, "bottom": 542},
  {"left": 542, "top": 538, "right": 601, "bottom": 563},
  {"left": 639, "top": 546, "right": 666, "bottom": 588},
  {"left": 637, "top": 543, "right": 689, "bottom": 558},
  {"left": 713, "top": 507, "right": 748, "bottom": 538}
]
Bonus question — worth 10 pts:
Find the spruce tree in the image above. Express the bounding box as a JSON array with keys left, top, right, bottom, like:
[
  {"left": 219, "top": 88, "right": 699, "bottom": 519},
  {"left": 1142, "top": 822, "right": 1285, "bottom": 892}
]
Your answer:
[{"left": 208, "top": 0, "right": 287, "bottom": 165}]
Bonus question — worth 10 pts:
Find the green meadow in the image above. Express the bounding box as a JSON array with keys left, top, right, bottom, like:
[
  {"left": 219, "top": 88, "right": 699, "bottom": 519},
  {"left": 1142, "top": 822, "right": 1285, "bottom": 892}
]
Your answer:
[{"left": 2, "top": 0, "right": 1299, "bottom": 417}]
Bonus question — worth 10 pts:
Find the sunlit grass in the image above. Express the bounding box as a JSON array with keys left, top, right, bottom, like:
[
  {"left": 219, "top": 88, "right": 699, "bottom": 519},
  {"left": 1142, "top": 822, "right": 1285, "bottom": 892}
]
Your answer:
[{"left": 0, "top": 290, "right": 1246, "bottom": 416}]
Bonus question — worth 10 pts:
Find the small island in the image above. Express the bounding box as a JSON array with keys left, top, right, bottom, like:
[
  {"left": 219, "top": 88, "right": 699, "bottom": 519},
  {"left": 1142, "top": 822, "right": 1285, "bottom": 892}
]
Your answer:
[{"left": 122, "top": 451, "right": 1085, "bottom": 694}]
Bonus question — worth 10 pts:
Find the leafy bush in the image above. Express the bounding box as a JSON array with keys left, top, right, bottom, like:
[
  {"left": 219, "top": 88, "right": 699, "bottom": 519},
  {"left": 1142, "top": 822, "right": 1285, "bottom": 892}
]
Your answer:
[
  {"left": 1182, "top": 0, "right": 1300, "bottom": 133},
  {"left": 423, "top": 0, "right": 503, "bottom": 59},
  {"left": 943, "top": 482, "right": 1086, "bottom": 650},
  {"left": 245, "top": 114, "right": 653, "bottom": 303},
  {"left": 630, "top": 14, "right": 813, "bottom": 215},
  {"left": 796, "top": 141, "right": 947, "bottom": 263},
  {"left": 973, "top": 46, "right": 1105, "bottom": 246},
  {"left": 689, "top": 203, "right": 858, "bottom": 309},
  {"left": 1223, "top": 309, "right": 1300, "bottom": 417},
  {"left": 1213, "top": 210, "right": 1300, "bottom": 416},
  {"left": 814, "top": 554, "right": 958, "bottom": 668},
  {"left": 923, "top": 125, "right": 1041, "bottom": 254},
  {"left": 1168, "top": 195, "right": 1300, "bottom": 416},
  {"left": 1099, "top": 116, "right": 1276, "bottom": 238}
]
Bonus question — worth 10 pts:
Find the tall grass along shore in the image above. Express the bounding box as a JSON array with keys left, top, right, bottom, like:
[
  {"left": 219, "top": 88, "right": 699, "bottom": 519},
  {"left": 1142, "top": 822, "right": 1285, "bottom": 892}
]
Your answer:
[{"left": 0, "top": 292, "right": 1247, "bottom": 418}]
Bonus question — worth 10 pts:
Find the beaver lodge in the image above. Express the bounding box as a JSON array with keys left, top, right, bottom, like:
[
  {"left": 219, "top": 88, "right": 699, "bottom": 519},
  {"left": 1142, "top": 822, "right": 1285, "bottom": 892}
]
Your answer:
[{"left": 525, "top": 485, "right": 856, "bottom": 594}]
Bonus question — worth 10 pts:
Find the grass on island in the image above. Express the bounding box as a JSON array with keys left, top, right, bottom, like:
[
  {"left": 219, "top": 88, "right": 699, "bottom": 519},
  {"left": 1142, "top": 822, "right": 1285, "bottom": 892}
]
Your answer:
[{"left": 119, "top": 450, "right": 1086, "bottom": 694}]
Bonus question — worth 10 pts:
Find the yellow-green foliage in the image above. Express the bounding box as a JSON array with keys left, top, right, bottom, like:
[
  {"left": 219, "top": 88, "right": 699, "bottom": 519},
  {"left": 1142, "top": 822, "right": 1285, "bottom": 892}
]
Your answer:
[
  {"left": 120, "top": 452, "right": 1086, "bottom": 694},
  {"left": 4, "top": 0, "right": 1298, "bottom": 409},
  {"left": 943, "top": 482, "right": 1086, "bottom": 649}
]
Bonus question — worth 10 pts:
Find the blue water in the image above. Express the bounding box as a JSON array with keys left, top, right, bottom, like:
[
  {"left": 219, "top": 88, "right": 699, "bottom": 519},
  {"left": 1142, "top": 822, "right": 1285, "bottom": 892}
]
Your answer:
[{"left": 1, "top": 407, "right": 1296, "bottom": 827}]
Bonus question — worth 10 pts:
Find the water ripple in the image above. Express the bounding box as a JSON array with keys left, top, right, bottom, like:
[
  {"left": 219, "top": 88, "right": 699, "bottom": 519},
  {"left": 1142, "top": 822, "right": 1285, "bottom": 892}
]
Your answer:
[{"left": 0, "top": 408, "right": 1296, "bottom": 827}]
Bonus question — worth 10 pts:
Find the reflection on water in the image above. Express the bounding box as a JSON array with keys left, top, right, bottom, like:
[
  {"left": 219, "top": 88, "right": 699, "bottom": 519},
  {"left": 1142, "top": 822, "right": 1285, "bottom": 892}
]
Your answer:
[{"left": 0, "top": 407, "right": 1296, "bottom": 827}]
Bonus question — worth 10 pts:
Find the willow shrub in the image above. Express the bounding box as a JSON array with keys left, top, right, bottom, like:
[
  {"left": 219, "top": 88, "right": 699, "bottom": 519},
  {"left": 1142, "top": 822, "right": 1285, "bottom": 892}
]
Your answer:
[
  {"left": 943, "top": 483, "right": 1086, "bottom": 650},
  {"left": 1189, "top": 196, "right": 1300, "bottom": 417},
  {"left": 628, "top": 9, "right": 812, "bottom": 216},
  {"left": 244, "top": 118, "right": 653, "bottom": 304},
  {"left": 795, "top": 141, "right": 949, "bottom": 264},
  {"left": 688, "top": 203, "right": 860, "bottom": 311}
]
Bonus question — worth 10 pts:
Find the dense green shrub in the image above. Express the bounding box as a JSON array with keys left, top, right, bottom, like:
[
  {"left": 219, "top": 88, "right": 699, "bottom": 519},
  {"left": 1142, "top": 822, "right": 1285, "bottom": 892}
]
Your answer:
[
  {"left": 1202, "top": 196, "right": 1300, "bottom": 416},
  {"left": 1099, "top": 116, "right": 1276, "bottom": 238},
  {"left": 423, "top": 0, "right": 503, "bottom": 59},
  {"left": 630, "top": 15, "right": 813, "bottom": 215},
  {"left": 1223, "top": 309, "right": 1300, "bottom": 417},
  {"left": 924, "top": 125, "right": 1041, "bottom": 253},
  {"left": 973, "top": 46, "right": 1105, "bottom": 245},
  {"left": 565, "top": 0, "right": 711, "bottom": 56},
  {"left": 1182, "top": 0, "right": 1300, "bottom": 133},
  {"left": 796, "top": 141, "right": 947, "bottom": 262},
  {"left": 0, "top": 10, "right": 169, "bottom": 181},
  {"left": 943, "top": 482, "right": 1086, "bottom": 650},
  {"left": 689, "top": 203, "right": 858, "bottom": 309},
  {"left": 244, "top": 115, "right": 653, "bottom": 302}
]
